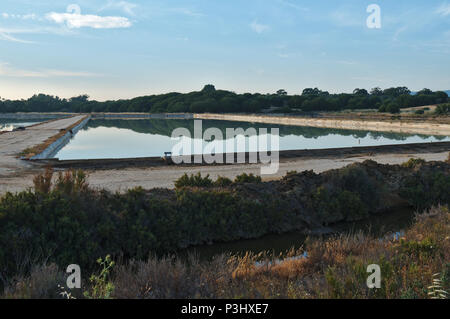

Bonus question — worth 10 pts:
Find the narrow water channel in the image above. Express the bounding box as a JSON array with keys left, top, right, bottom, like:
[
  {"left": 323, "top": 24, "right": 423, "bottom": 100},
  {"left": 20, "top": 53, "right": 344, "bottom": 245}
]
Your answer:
[{"left": 181, "top": 206, "right": 416, "bottom": 260}]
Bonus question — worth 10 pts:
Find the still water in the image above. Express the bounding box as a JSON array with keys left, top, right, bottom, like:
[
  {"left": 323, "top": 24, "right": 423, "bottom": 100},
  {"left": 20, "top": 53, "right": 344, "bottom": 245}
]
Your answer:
[
  {"left": 55, "top": 119, "right": 449, "bottom": 160},
  {"left": 181, "top": 207, "right": 416, "bottom": 260},
  {"left": 0, "top": 118, "right": 52, "bottom": 132}
]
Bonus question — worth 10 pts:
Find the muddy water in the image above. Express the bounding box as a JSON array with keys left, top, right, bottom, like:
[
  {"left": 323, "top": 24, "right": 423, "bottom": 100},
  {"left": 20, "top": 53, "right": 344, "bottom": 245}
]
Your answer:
[{"left": 181, "top": 207, "right": 416, "bottom": 260}]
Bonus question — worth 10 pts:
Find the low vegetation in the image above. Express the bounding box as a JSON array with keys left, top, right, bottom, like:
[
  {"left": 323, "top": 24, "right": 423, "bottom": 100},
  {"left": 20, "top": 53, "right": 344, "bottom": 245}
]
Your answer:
[
  {"left": 2, "top": 205, "right": 448, "bottom": 299},
  {"left": 435, "top": 103, "right": 450, "bottom": 115},
  {"left": 174, "top": 173, "right": 260, "bottom": 188},
  {"left": 0, "top": 159, "right": 448, "bottom": 294}
]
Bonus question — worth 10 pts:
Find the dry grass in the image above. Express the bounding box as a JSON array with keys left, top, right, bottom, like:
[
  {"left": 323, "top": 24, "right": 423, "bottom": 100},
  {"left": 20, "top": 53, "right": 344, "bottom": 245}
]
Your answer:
[
  {"left": 2, "top": 264, "right": 66, "bottom": 299},
  {"left": 2, "top": 206, "right": 448, "bottom": 299}
]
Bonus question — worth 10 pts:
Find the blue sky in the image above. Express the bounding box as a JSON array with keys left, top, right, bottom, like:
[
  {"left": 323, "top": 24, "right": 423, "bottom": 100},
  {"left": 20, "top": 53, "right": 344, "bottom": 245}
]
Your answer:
[{"left": 0, "top": 0, "right": 449, "bottom": 100}]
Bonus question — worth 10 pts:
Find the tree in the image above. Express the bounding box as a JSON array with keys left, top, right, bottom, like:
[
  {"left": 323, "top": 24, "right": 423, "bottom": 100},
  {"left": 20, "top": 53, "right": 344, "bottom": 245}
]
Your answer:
[
  {"left": 386, "top": 102, "right": 400, "bottom": 114},
  {"left": 276, "top": 89, "right": 287, "bottom": 96},
  {"left": 417, "top": 88, "right": 433, "bottom": 95},
  {"left": 302, "top": 88, "right": 329, "bottom": 96},
  {"left": 202, "top": 84, "right": 216, "bottom": 93},
  {"left": 70, "top": 95, "right": 89, "bottom": 103},
  {"left": 370, "top": 87, "right": 383, "bottom": 96},
  {"left": 353, "top": 88, "right": 369, "bottom": 96},
  {"left": 383, "top": 87, "right": 411, "bottom": 97}
]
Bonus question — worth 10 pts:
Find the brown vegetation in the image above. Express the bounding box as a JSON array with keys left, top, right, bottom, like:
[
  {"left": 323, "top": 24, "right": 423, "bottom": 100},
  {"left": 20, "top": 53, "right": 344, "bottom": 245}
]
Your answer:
[{"left": 2, "top": 205, "right": 448, "bottom": 299}]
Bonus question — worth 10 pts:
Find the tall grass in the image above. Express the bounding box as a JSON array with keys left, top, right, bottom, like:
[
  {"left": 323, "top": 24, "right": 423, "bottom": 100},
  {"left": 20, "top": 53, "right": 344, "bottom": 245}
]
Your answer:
[{"left": 2, "top": 206, "right": 448, "bottom": 299}]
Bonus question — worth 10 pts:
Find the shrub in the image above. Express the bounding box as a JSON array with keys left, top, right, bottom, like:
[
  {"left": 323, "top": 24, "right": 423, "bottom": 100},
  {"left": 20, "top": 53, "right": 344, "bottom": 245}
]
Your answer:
[
  {"left": 402, "top": 158, "right": 426, "bottom": 169},
  {"left": 379, "top": 102, "right": 400, "bottom": 114},
  {"left": 310, "top": 187, "right": 368, "bottom": 225},
  {"left": 400, "top": 171, "right": 450, "bottom": 210},
  {"left": 33, "top": 166, "right": 54, "bottom": 194},
  {"left": 234, "top": 173, "right": 262, "bottom": 184},
  {"left": 214, "top": 176, "right": 233, "bottom": 187},
  {"left": 0, "top": 160, "right": 448, "bottom": 286},
  {"left": 84, "top": 255, "right": 115, "bottom": 299},
  {"left": 174, "top": 173, "right": 213, "bottom": 188},
  {"left": 434, "top": 103, "right": 450, "bottom": 115}
]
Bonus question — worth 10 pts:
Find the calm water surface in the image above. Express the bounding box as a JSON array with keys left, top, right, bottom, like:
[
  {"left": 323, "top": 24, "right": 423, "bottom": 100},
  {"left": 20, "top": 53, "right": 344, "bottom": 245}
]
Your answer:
[
  {"left": 181, "top": 207, "right": 416, "bottom": 260},
  {"left": 55, "top": 119, "right": 450, "bottom": 160},
  {"left": 0, "top": 118, "right": 52, "bottom": 132}
]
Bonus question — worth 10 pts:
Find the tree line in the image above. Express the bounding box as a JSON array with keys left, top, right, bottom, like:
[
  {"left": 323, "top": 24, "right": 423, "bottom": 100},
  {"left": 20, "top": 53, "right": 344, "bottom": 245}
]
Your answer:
[{"left": 0, "top": 85, "right": 448, "bottom": 114}]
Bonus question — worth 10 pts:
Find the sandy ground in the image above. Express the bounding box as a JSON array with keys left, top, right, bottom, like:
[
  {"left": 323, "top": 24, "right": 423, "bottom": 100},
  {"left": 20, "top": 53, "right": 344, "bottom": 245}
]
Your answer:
[
  {"left": 1, "top": 151, "right": 447, "bottom": 196},
  {"left": 0, "top": 115, "right": 86, "bottom": 176},
  {"left": 0, "top": 113, "right": 448, "bottom": 196},
  {"left": 196, "top": 113, "right": 450, "bottom": 135}
]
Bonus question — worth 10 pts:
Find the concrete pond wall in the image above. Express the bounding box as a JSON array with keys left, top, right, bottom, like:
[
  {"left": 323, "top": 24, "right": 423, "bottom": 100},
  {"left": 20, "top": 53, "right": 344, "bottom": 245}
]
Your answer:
[{"left": 30, "top": 116, "right": 91, "bottom": 160}]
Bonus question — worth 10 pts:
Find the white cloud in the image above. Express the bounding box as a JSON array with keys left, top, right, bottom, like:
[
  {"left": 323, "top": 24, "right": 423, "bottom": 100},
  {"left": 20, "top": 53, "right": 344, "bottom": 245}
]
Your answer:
[
  {"left": 278, "top": 53, "right": 289, "bottom": 59},
  {"left": 0, "top": 62, "right": 102, "bottom": 78},
  {"left": 337, "top": 60, "right": 358, "bottom": 65},
  {"left": 436, "top": 3, "right": 450, "bottom": 16},
  {"left": 1, "top": 13, "right": 37, "bottom": 20},
  {"left": 168, "top": 7, "right": 203, "bottom": 17},
  {"left": 101, "top": 1, "right": 137, "bottom": 16},
  {"left": 276, "top": 0, "right": 309, "bottom": 12},
  {"left": 46, "top": 4, "right": 131, "bottom": 29},
  {"left": 0, "top": 25, "right": 74, "bottom": 44},
  {"left": 0, "top": 29, "right": 35, "bottom": 44},
  {"left": 330, "top": 9, "right": 362, "bottom": 27},
  {"left": 250, "top": 21, "right": 269, "bottom": 34},
  {"left": 393, "top": 26, "right": 408, "bottom": 41},
  {"left": 21, "top": 14, "right": 37, "bottom": 20}
]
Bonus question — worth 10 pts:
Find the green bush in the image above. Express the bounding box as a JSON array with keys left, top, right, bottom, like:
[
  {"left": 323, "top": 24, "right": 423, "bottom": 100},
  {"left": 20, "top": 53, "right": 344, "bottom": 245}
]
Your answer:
[
  {"left": 435, "top": 103, "right": 450, "bottom": 115},
  {"left": 402, "top": 158, "right": 426, "bottom": 169},
  {"left": 214, "top": 176, "right": 233, "bottom": 187},
  {"left": 400, "top": 171, "right": 450, "bottom": 210},
  {"left": 234, "top": 173, "right": 262, "bottom": 184},
  {"left": 379, "top": 102, "right": 400, "bottom": 114},
  {"left": 310, "top": 187, "right": 368, "bottom": 225},
  {"left": 174, "top": 173, "right": 213, "bottom": 188},
  {"left": 1, "top": 161, "right": 448, "bottom": 284}
]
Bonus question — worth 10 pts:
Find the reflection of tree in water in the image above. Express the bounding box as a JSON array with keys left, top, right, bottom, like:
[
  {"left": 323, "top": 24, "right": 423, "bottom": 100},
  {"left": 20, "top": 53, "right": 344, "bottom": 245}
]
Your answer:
[{"left": 86, "top": 119, "right": 447, "bottom": 141}]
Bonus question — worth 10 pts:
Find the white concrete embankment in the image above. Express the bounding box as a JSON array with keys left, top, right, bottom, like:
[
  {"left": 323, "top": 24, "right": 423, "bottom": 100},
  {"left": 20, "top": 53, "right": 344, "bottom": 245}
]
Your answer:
[
  {"left": 195, "top": 113, "right": 450, "bottom": 136},
  {"left": 91, "top": 113, "right": 193, "bottom": 119},
  {"left": 30, "top": 116, "right": 91, "bottom": 160},
  {"left": 0, "top": 115, "right": 89, "bottom": 176}
]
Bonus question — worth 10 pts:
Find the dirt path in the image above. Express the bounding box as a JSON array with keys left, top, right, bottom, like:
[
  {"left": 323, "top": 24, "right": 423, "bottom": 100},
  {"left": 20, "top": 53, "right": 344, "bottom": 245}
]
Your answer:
[
  {"left": 1, "top": 150, "right": 447, "bottom": 196},
  {"left": 196, "top": 113, "right": 450, "bottom": 135},
  {"left": 0, "top": 115, "right": 86, "bottom": 176}
]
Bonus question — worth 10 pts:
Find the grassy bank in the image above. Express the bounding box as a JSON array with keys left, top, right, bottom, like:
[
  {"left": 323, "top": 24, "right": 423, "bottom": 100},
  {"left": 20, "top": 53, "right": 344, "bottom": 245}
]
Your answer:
[
  {"left": 2, "top": 205, "right": 448, "bottom": 299},
  {"left": 0, "top": 158, "right": 449, "bottom": 284}
]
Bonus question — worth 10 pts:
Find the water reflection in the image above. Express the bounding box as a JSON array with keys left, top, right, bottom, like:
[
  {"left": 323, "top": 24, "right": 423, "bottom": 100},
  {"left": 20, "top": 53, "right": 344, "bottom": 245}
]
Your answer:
[
  {"left": 181, "top": 207, "right": 416, "bottom": 261},
  {"left": 55, "top": 119, "right": 450, "bottom": 160}
]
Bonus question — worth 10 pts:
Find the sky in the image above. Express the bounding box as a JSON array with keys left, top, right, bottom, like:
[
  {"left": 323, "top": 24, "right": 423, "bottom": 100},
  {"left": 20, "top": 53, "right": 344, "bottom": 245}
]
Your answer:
[{"left": 0, "top": 0, "right": 449, "bottom": 101}]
